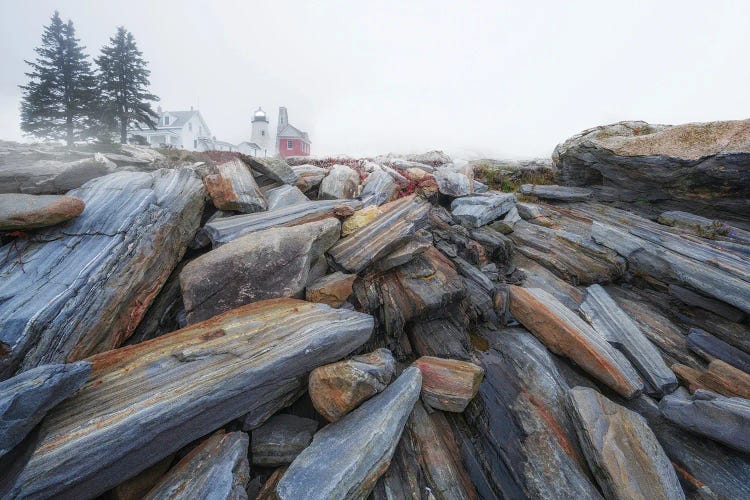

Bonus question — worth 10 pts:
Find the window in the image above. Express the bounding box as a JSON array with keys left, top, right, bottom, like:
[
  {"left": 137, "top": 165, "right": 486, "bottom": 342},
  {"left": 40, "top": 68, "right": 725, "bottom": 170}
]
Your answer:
[
  {"left": 287, "top": 139, "right": 293, "bottom": 150},
  {"left": 261, "top": 130, "right": 265, "bottom": 136},
  {"left": 188, "top": 123, "right": 192, "bottom": 131},
  {"left": 163, "top": 116, "right": 169, "bottom": 126}
]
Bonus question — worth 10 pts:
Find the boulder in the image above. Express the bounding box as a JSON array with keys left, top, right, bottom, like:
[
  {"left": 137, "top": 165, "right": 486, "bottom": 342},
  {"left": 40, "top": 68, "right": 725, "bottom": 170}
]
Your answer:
[
  {"left": 687, "top": 328, "right": 750, "bottom": 374},
  {"left": 329, "top": 195, "right": 431, "bottom": 273},
  {"left": 266, "top": 184, "right": 309, "bottom": 210},
  {"left": 450, "top": 192, "right": 516, "bottom": 228},
  {"left": 672, "top": 360, "right": 750, "bottom": 399},
  {"left": 509, "top": 286, "right": 643, "bottom": 398},
  {"left": 568, "top": 387, "right": 685, "bottom": 500},
  {"left": 250, "top": 414, "right": 318, "bottom": 467},
  {"left": 580, "top": 284, "right": 677, "bottom": 396},
  {"left": 180, "top": 218, "right": 341, "bottom": 324},
  {"left": 552, "top": 119, "right": 750, "bottom": 217},
  {"left": 245, "top": 156, "right": 298, "bottom": 185},
  {"left": 277, "top": 367, "right": 422, "bottom": 499},
  {"left": 305, "top": 271, "right": 357, "bottom": 308},
  {"left": 308, "top": 348, "right": 395, "bottom": 422},
  {"left": 404, "top": 151, "right": 452, "bottom": 166},
  {"left": 10, "top": 299, "right": 373, "bottom": 499},
  {"left": 0, "top": 169, "right": 205, "bottom": 378},
  {"left": 293, "top": 164, "right": 327, "bottom": 192},
  {"left": 413, "top": 356, "right": 484, "bottom": 412},
  {"left": 372, "top": 238, "right": 430, "bottom": 272},
  {"left": 360, "top": 169, "right": 396, "bottom": 206},
  {"left": 434, "top": 169, "right": 474, "bottom": 197},
  {"left": 319, "top": 164, "right": 360, "bottom": 200},
  {"left": 204, "top": 199, "right": 361, "bottom": 246},
  {"left": 202, "top": 158, "right": 267, "bottom": 212},
  {"left": 341, "top": 205, "right": 380, "bottom": 236},
  {"left": 0, "top": 193, "right": 85, "bottom": 230},
  {"left": 144, "top": 431, "right": 250, "bottom": 500},
  {"left": 0, "top": 152, "right": 118, "bottom": 194},
  {"left": 659, "top": 389, "right": 750, "bottom": 454},
  {"left": 519, "top": 184, "right": 593, "bottom": 201}
]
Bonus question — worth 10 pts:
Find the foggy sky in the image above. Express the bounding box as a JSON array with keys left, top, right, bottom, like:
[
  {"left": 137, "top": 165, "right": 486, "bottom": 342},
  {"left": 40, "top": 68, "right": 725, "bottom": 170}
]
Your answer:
[{"left": 1, "top": 1, "right": 749, "bottom": 159}]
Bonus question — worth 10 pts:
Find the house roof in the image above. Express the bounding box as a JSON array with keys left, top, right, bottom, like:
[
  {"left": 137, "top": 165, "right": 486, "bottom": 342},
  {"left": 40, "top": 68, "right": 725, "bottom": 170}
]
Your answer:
[
  {"left": 278, "top": 123, "right": 311, "bottom": 143},
  {"left": 239, "top": 141, "right": 261, "bottom": 150},
  {"left": 162, "top": 111, "right": 199, "bottom": 128}
]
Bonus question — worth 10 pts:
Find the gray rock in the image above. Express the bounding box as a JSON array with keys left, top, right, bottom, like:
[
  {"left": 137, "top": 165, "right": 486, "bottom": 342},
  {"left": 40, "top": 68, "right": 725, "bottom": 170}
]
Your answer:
[
  {"left": 244, "top": 156, "right": 298, "bottom": 185},
  {"left": 266, "top": 184, "right": 309, "bottom": 210},
  {"left": 520, "top": 184, "right": 593, "bottom": 201},
  {"left": 292, "top": 164, "right": 327, "bottom": 192},
  {"left": 276, "top": 367, "right": 422, "bottom": 499},
  {"left": 450, "top": 192, "right": 516, "bottom": 228},
  {"left": 659, "top": 389, "right": 750, "bottom": 454},
  {"left": 250, "top": 414, "right": 318, "bottom": 467},
  {"left": 0, "top": 193, "right": 84, "bottom": 230},
  {"left": 204, "top": 199, "right": 361, "bottom": 246},
  {"left": 515, "top": 201, "right": 546, "bottom": 220},
  {"left": 0, "top": 153, "right": 118, "bottom": 194},
  {"left": 11, "top": 299, "right": 373, "bottom": 499},
  {"left": 144, "top": 431, "right": 250, "bottom": 500},
  {"left": 569, "top": 387, "right": 685, "bottom": 500},
  {"left": 658, "top": 210, "right": 750, "bottom": 245},
  {"left": 203, "top": 158, "right": 267, "bottom": 213},
  {"left": 319, "top": 164, "right": 360, "bottom": 200},
  {"left": 180, "top": 218, "right": 341, "bottom": 324},
  {"left": 687, "top": 328, "right": 750, "bottom": 374},
  {"left": 359, "top": 169, "right": 396, "bottom": 206},
  {"left": 580, "top": 284, "right": 677, "bottom": 396},
  {"left": 0, "top": 169, "right": 205, "bottom": 378},
  {"left": 372, "top": 238, "right": 430, "bottom": 272},
  {"left": 403, "top": 150, "right": 452, "bottom": 166},
  {"left": 434, "top": 169, "right": 474, "bottom": 197}
]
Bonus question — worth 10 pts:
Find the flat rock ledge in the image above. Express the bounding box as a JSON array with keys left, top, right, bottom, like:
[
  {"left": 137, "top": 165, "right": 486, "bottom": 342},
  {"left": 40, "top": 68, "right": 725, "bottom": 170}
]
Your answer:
[
  {"left": 10, "top": 299, "right": 373, "bottom": 499},
  {"left": 277, "top": 367, "right": 422, "bottom": 499},
  {"left": 0, "top": 193, "right": 85, "bottom": 230}
]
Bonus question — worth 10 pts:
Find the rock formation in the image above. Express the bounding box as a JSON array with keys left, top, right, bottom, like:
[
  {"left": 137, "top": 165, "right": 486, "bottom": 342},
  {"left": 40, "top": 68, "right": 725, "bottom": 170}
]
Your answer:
[{"left": 0, "top": 193, "right": 84, "bottom": 230}]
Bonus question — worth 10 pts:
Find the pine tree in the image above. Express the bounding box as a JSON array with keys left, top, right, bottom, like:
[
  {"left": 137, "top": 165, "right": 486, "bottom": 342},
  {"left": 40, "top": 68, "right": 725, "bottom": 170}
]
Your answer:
[
  {"left": 96, "top": 27, "right": 159, "bottom": 143},
  {"left": 20, "top": 12, "right": 98, "bottom": 146}
]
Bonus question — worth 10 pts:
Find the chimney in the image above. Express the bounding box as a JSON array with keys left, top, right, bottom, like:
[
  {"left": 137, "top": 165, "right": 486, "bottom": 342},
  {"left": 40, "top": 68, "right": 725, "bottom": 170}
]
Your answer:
[
  {"left": 190, "top": 105, "right": 194, "bottom": 111},
  {"left": 278, "top": 107, "right": 288, "bottom": 134},
  {"left": 157, "top": 105, "right": 162, "bottom": 114}
]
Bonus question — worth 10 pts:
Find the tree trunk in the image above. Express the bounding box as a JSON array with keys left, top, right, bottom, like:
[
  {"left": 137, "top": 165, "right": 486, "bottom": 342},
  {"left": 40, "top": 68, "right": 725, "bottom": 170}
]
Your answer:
[
  {"left": 66, "top": 115, "right": 73, "bottom": 147},
  {"left": 120, "top": 114, "right": 127, "bottom": 144}
]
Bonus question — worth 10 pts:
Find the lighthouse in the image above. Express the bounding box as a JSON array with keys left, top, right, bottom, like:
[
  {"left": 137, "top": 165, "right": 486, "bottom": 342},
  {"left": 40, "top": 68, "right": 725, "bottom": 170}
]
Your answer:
[{"left": 251, "top": 107, "right": 270, "bottom": 156}]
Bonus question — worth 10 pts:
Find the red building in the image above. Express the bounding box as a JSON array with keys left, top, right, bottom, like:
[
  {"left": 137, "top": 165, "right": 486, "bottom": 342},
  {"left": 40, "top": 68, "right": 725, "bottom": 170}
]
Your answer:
[{"left": 276, "top": 107, "right": 311, "bottom": 158}]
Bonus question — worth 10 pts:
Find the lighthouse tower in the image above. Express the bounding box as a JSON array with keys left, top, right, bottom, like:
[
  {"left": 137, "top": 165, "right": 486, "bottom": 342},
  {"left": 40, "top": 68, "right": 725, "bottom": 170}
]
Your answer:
[{"left": 251, "top": 107, "right": 270, "bottom": 156}]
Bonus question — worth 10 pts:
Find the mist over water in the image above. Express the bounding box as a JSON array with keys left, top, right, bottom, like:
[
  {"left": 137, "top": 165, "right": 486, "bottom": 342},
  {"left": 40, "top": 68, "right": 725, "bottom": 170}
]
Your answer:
[{"left": 1, "top": 1, "right": 749, "bottom": 158}]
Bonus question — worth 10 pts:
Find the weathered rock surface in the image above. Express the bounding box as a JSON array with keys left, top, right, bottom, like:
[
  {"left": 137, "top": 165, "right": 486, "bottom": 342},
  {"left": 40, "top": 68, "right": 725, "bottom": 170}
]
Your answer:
[
  {"left": 250, "top": 414, "right": 318, "bottom": 467},
  {"left": 0, "top": 193, "right": 85, "bottom": 230},
  {"left": 672, "top": 359, "right": 750, "bottom": 399},
  {"left": 450, "top": 192, "right": 516, "bottom": 228},
  {"left": 580, "top": 284, "right": 677, "bottom": 395},
  {"left": 203, "top": 158, "right": 267, "bottom": 213},
  {"left": 245, "top": 156, "right": 298, "bottom": 185},
  {"left": 181, "top": 218, "right": 340, "bottom": 323},
  {"left": 11, "top": 299, "right": 373, "bottom": 499},
  {"left": 413, "top": 356, "right": 483, "bottom": 412},
  {"left": 309, "top": 348, "right": 395, "bottom": 422},
  {"left": 509, "top": 286, "right": 643, "bottom": 397},
  {"left": 360, "top": 169, "right": 396, "bottom": 206},
  {"left": 144, "top": 431, "right": 250, "bottom": 500},
  {"left": 204, "top": 198, "right": 361, "bottom": 246},
  {"left": 520, "top": 184, "right": 593, "bottom": 201},
  {"left": 372, "top": 238, "right": 430, "bottom": 272},
  {"left": 553, "top": 119, "right": 750, "bottom": 217},
  {"left": 0, "top": 169, "right": 205, "bottom": 378},
  {"left": 659, "top": 389, "right": 750, "bottom": 455},
  {"left": 687, "top": 328, "right": 750, "bottom": 374},
  {"left": 266, "top": 184, "right": 309, "bottom": 210},
  {"left": 305, "top": 271, "right": 356, "bottom": 307},
  {"left": 293, "top": 164, "right": 327, "bottom": 192},
  {"left": 0, "top": 152, "right": 118, "bottom": 194},
  {"left": 319, "top": 164, "right": 360, "bottom": 200},
  {"left": 277, "top": 367, "right": 422, "bottom": 499},
  {"left": 107, "top": 454, "right": 175, "bottom": 500},
  {"left": 658, "top": 210, "right": 750, "bottom": 246},
  {"left": 341, "top": 205, "right": 380, "bottom": 236},
  {"left": 568, "top": 387, "right": 685, "bottom": 500},
  {"left": 434, "top": 169, "right": 474, "bottom": 197},
  {"left": 329, "top": 195, "right": 431, "bottom": 273}
]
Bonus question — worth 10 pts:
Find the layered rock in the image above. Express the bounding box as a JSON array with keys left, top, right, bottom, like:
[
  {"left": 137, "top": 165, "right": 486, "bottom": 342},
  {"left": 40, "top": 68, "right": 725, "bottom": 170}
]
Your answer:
[
  {"left": 0, "top": 193, "right": 85, "bottom": 230},
  {"left": 360, "top": 169, "right": 396, "bottom": 206},
  {"left": 277, "top": 367, "right": 422, "bottom": 499},
  {"left": 250, "top": 414, "right": 318, "bottom": 467},
  {"left": 0, "top": 152, "right": 118, "bottom": 194},
  {"left": 0, "top": 169, "right": 205, "bottom": 378},
  {"left": 293, "top": 164, "right": 327, "bottom": 192},
  {"left": 305, "top": 271, "right": 356, "bottom": 308},
  {"left": 11, "top": 299, "right": 373, "bottom": 499},
  {"left": 672, "top": 360, "right": 750, "bottom": 399},
  {"left": 568, "top": 387, "right": 685, "bottom": 500},
  {"left": 202, "top": 158, "right": 267, "bottom": 212},
  {"left": 509, "top": 286, "right": 643, "bottom": 397},
  {"left": 434, "top": 169, "right": 474, "bottom": 197},
  {"left": 659, "top": 389, "right": 750, "bottom": 455},
  {"left": 180, "top": 218, "right": 341, "bottom": 323},
  {"left": 450, "top": 192, "right": 516, "bottom": 228},
  {"left": 658, "top": 210, "right": 750, "bottom": 245},
  {"left": 413, "top": 356, "right": 484, "bottom": 412},
  {"left": 266, "top": 184, "right": 309, "bottom": 209},
  {"left": 520, "top": 184, "right": 593, "bottom": 202},
  {"left": 319, "top": 164, "right": 360, "bottom": 199},
  {"left": 143, "top": 431, "right": 250, "bottom": 500},
  {"left": 328, "top": 195, "right": 431, "bottom": 273},
  {"left": 372, "top": 238, "right": 430, "bottom": 272},
  {"left": 580, "top": 284, "right": 677, "bottom": 395},
  {"left": 308, "top": 348, "right": 395, "bottom": 422},
  {"left": 687, "top": 328, "right": 750, "bottom": 374},
  {"left": 245, "top": 156, "right": 298, "bottom": 185},
  {"left": 341, "top": 205, "right": 380, "bottom": 236},
  {"left": 203, "top": 198, "right": 361, "bottom": 246}
]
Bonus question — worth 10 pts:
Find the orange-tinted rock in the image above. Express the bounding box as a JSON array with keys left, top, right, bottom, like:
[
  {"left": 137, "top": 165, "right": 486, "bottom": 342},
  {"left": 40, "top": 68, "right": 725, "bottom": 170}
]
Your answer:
[
  {"left": 672, "top": 360, "right": 750, "bottom": 399},
  {"left": 309, "top": 348, "right": 395, "bottom": 422},
  {"left": 202, "top": 158, "right": 267, "bottom": 213},
  {"left": 413, "top": 356, "right": 484, "bottom": 412},
  {"left": 509, "top": 286, "right": 643, "bottom": 398},
  {"left": 0, "top": 193, "right": 85, "bottom": 230},
  {"left": 305, "top": 272, "right": 357, "bottom": 307}
]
